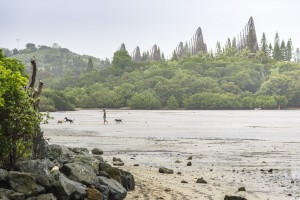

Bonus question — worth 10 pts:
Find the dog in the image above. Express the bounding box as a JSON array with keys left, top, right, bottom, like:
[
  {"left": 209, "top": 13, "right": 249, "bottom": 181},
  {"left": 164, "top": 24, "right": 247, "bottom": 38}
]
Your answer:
[
  {"left": 64, "top": 117, "right": 74, "bottom": 124},
  {"left": 57, "top": 120, "right": 63, "bottom": 124},
  {"left": 114, "top": 119, "right": 123, "bottom": 124}
]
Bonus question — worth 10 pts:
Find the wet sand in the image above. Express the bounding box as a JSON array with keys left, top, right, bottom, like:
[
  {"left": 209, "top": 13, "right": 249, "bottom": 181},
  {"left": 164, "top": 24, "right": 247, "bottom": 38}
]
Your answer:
[{"left": 42, "top": 110, "right": 300, "bottom": 199}]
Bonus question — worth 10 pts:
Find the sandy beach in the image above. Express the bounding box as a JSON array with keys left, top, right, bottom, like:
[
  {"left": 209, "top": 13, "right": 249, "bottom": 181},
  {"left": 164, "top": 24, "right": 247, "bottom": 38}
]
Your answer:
[{"left": 42, "top": 110, "right": 300, "bottom": 200}]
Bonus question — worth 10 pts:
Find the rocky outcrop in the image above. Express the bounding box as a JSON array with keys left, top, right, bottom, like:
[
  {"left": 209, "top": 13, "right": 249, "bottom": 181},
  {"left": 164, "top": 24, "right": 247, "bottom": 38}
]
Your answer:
[
  {"left": 0, "top": 144, "right": 134, "bottom": 200},
  {"left": 159, "top": 167, "right": 173, "bottom": 174}
]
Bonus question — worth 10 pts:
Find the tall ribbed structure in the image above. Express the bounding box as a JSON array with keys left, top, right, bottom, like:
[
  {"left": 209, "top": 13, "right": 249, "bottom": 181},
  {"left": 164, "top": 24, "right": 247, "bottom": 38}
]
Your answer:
[
  {"left": 237, "top": 17, "right": 259, "bottom": 52},
  {"left": 174, "top": 27, "right": 207, "bottom": 58}
]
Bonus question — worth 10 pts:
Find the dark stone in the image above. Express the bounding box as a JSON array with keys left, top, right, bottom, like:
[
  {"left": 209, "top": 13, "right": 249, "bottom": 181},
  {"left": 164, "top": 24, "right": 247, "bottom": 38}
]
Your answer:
[
  {"left": 86, "top": 186, "right": 103, "bottom": 200},
  {"left": 8, "top": 171, "right": 38, "bottom": 197},
  {"left": 98, "top": 171, "right": 111, "bottom": 179},
  {"left": 0, "top": 188, "right": 25, "bottom": 200},
  {"left": 99, "top": 162, "right": 112, "bottom": 171},
  {"left": 48, "top": 171, "right": 86, "bottom": 200},
  {"left": 181, "top": 180, "right": 188, "bottom": 183},
  {"left": 104, "top": 167, "right": 135, "bottom": 191},
  {"left": 224, "top": 195, "right": 247, "bottom": 200},
  {"left": 133, "top": 164, "right": 139, "bottom": 167},
  {"left": 97, "top": 176, "right": 127, "bottom": 200},
  {"left": 238, "top": 187, "right": 246, "bottom": 192},
  {"left": 15, "top": 159, "right": 55, "bottom": 187},
  {"left": 196, "top": 178, "right": 207, "bottom": 184},
  {"left": 187, "top": 162, "right": 192, "bottom": 166},
  {"left": 187, "top": 156, "right": 193, "bottom": 160},
  {"left": 113, "top": 162, "right": 124, "bottom": 166},
  {"left": 268, "top": 169, "right": 273, "bottom": 173},
  {"left": 59, "top": 162, "right": 98, "bottom": 185},
  {"left": 112, "top": 157, "right": 122, "bottom": 162},
  {"left": 159, "top": 167, "right": 173, "bottom": 174},
  {"left": 91, "top": 148, "right": 103, "bottom": 155},
  {"left": 68, "top": 147, "right": 89, "bottom": 156}
]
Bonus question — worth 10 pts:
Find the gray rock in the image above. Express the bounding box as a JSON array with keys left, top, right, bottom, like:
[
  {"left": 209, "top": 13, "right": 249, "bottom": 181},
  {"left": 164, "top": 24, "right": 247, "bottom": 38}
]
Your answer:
[
  {"left": 196, "top": 178, "right": 207, "bottom": 184},
  {"left": 224, "top": 195, "right": 247, "bottom": 200},
  {"left": 187, "top": 162, "right": 192, "bottom": 166},
  {"left": 238, "top": 187, "right": 246, "bottom": 192},
  {"left": 49, "top": 171, "right": 86, "bottom": 200},
  {"left": 159, "top": 167, "right": 173, "bottom": 174},
  {"left": 97, "top": 176, "right": 127, "bottom": 200},
  {"left": 99, "top": 162, "right": 112, "bottom": 171},
  {"left": 8, "top": 171, "right": 38, "bottom": 196},
  {"left": 59, "top": 162, "right": 98, "bottom": 185},
  {"left": 15, "top": 159, "right": 55, "bottom": 187},
  {"left": 98, "top": 171, "right": 111, "bottom": 179},
  {"left": 45, "top": 145, "right": 75, "bottom": 164},
  {"left": 36, "top": 193, "right": 57, "bottom": 200},
  {"left": 72, "top": 155, "right": 102, "bottom": 174},
  {"left": 91, "top": 148, "right": 103, "bottom": 155},
  {"left": 0, "top": 188, "right": 25, "bottom": 200},
  {"left": 68, "top": 147, "right": 89, "bottom": 156},
  {"left": 104, "top": 167, "right": 135, "bottom": 191},
  {"left": 113, "top": 162, "right": 124, "bottom": 166}
]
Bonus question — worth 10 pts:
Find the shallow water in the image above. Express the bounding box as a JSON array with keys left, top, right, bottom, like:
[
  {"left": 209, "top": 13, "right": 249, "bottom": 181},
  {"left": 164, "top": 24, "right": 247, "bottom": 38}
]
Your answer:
[{"left": 42, "top": 109, "right": 300, "bottom": 141}]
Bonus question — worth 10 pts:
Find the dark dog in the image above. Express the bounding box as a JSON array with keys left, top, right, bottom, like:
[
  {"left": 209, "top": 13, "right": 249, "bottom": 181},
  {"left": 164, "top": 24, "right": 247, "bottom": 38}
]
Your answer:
[
  {"left": 114, "top": 119, "right": 123, "bottom": 124},
  {"left": 64, "top": 117, "right": 74, "bottom": 124}
]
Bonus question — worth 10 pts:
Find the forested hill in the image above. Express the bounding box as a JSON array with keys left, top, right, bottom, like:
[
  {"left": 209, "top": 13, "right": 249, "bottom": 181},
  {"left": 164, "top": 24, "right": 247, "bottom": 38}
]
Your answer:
[
  {"left": 2, "top": 43, "right": 110, "bottom": 83},
  {"left": 2, "top": 17, "right": 300, "bottom": 111}
]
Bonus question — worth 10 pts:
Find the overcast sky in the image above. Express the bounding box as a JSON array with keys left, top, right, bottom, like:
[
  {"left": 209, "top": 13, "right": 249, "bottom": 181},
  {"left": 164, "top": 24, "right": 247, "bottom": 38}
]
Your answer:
[{"left": 1, "top": 0, "right": 300, "bottom": 59}]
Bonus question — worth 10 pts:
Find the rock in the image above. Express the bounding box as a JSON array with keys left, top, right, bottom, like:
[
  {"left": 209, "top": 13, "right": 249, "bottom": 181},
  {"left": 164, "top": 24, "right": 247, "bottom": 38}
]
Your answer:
[
  {"left": 187, "top": 156, "right": 193, "bottom": 160},
  {"left": 268, "top": 169, "right": 273, "bottom": 173},
  {"left": 49, "top": 170, "right": 86, "bottom": 200},
  {"left": 36, "top": 193, "right": 57, "bottom": 200},
  {"left": 238, "top": 187, "right": 246, "bottom": 192},
  {"left": 175, "top": 160, "right": 181, "bottom": 163},
  {"left": 164, "top": 188, "right": 171, "bottom": 192},
  {"left": 181, "top": 180, "right": 188, "bottom": 183},
  {"left": 98, "top": 171, "right": 111, "bottom": 179},
  {"left": 0, "top": 169, "right": 8, "bottom": 187},
  {"left": 86, "top": 185, "right": 103, "bottom": 200},
  {"left": 112, "top": 157, "right": 122, "bottom": 162},
  {"left": 187, "top": 162, "right": 192, "bottom": 166},
  {"left": 99, "top": 162, "right": 112, "bottom": 171},
  {"left": 69, "top": 147, "right": 89, "bottom": 156},
  {"left": 113, "top": 162, "right": 124, "bottom": 166},
  {"left": 159, "top": 167, "right": 173, "bottom": 174},
  {"left": 104, "top": 168, "right": 135, "bottom": 190},
  {"left": 9, "top": 171, "right": 38, "bottom": 197},
  {"left": 92, "top": 148, "right": 103, "bottom": 155},
  {"left": 72, "top": 155, "right": 102, "bottom": 174},
  {"left": 133, "top": 164, "right": 139, "bottom": 167},
  {"left": 97, "top": 176, "right": 127, "bottom": 200},
  {"left": 36, "top": 185, "right": 46, "bottom": 195},
  {"left": 0, "top": 188, "right": 25, "bottom": 200},
  {"left": 196, "top": 178, "right": 207, "bottom": 184},
  {"left": 45, "top": 145, "right": 75, "bottom": 163},
  {"left": 59, "top": 162, "right": 98, "bottom": 185},
  {"left": 291, "top": 180, "right": 294, "bottom": 184},
  {"left": 224, "top": 195, "right": 247, "bottom": 200},
  {"left": 15, "top": 159, "right": 55, "bottom": 187},
  {"left": 177, "top": 172, "right": 182, "bottom": 175}
]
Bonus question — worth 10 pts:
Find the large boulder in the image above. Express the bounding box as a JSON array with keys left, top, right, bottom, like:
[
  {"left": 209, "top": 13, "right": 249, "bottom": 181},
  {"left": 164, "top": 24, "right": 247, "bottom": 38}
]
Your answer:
[
  {"left": 158, "top": 167, "right": 173, "bottom": 174},
  {"left": 45, "top": 145, "right": 75, "bottom": 164},
  {"left": 86, "top": 186, "right": 103, "bottom": 200},
  {"left": 48, "top": 171, "right": 86, "bottom": 200},
  {"left": 104, "top": 168, "right": 135, "bottom": 191},
  {"left": 59, "top": 162, "right": 98, "bottom": 185},
  {"left": 72, "top": 155, "right": 102, "bottom": 174},
  {"left": 68, "top": 147, "right": 89, "bottom": 156},
  {"left": 15, "top": 159, "right": 55, "bottom": 187},
  {"left": 97, "top": 176, "right": 127, "bottom": 200},
  {"left": 8, "top": 171, "right": 38, "bottom": 197},
  {"left": 91, "top": 148, "right": 103, "bottom": 155}
]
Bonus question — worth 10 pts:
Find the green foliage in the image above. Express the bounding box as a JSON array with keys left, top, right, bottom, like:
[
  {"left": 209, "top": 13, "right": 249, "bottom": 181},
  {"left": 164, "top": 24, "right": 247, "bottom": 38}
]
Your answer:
[
  {"left": 129, "top": 90, "right": 162, "bottom": 109},
  {"left": 41, "top": 89, "right": 75, "bottom": 111},
  {"left": 0, "top": 50, "right": 41, "bottom": 168},
  {"left": 167, "top": 95, "right": 179, "bottom": 109},
  {"left": 112, "top": 50, "right": 133, "bottom": 70}
]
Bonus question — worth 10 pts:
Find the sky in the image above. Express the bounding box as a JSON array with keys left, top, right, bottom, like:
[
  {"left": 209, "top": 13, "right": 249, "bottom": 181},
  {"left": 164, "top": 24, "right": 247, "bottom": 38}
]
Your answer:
[{"left": 1, "top": 0, "right": 300, "bottom": 60}]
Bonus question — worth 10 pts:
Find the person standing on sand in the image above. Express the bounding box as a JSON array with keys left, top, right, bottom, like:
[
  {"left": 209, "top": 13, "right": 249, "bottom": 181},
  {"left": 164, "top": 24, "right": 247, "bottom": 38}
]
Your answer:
[{"left": 103, "top": 109, "right": 108, "bottom": 124}]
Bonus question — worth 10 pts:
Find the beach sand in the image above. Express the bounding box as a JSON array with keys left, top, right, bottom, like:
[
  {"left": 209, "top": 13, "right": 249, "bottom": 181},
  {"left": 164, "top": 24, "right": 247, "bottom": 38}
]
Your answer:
[{"left": 43, "top": 127, "right": 300, "bottom": 200}]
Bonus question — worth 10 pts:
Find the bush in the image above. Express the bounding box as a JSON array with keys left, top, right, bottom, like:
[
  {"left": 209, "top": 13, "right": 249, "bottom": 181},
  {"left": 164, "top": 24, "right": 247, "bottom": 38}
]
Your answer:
[{"left": 129, "top": 90, "right": 162, "bottom": 109}]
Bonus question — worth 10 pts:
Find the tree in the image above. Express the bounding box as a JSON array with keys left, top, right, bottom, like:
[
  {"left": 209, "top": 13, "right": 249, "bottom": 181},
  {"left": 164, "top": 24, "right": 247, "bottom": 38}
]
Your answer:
[
  {"left": 111, "top": 50, "right": 133, "bottom": 70},
  {"left": 260, "top": 32, "right": 268, "bottom": 55},
  {"left": 87, "top": 57, "right": 94, "bottom": 72},
  {"left": 170, "top": 50, "right": 178, "bottom": 61},
  {"left": 215, "top": 42, "right": 222, "bottom": 56},
  {"left": 286, "top": 39, "right": 293, "bottom": 61},
  {"left": 295, "top": 48, "right": 300, "bottom": 62},
  {"left": 0, "top": 50, "right": 41, "bottom": 168},
  {"left": 25, "top": 43, "right": 37, "bottom": 52},
  {"left": 273, "top": 32, "right": 281, "bottom": 60},
  {"left": 280, "top": 40, "right": 286, "bottom": 61},
  {"left": 167, "top": 95, "right": 179, "bottom": 109}
]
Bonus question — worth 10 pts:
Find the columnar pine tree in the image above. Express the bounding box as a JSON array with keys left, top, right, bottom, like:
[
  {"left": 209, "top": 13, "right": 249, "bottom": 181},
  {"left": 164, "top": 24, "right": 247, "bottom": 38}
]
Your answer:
[
  {"left": 295, "top": 48, "right": 300, "bottom": 62},
  {"left": 280, "top": 40, "right": 286, "bottom": 61},
  {"left": 87, "top": 57, "right": 94, "bottom": 72},
  {"left": 260, "top": 32, "right": 268, "bottom": 55},
  {"left": 273, "top": 32, "right": 281, "bottom": 60},
  {"left": 286, "top": 39, "right": 293, "bottom": 61}
]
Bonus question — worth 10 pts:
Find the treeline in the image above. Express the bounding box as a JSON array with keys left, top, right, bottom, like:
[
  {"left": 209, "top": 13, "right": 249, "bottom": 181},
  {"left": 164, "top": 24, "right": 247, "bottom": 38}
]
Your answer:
[{"left": 38, "top": 46, "right": 300, "bottom": 111}]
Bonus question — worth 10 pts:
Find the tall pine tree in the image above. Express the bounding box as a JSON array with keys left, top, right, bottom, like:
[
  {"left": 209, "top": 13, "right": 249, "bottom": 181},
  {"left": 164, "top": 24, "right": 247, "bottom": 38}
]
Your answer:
[
  {"left": 260, "top": 32, "right": 268, "bottom": 55},
  {"left": 273, "top": 32, "right": 281, "bottom": 61},
  {"left": 286, "top": 39, "right": 293, "bottom": 61},
  {"left": 87, "top": 57, "right": 94, "bottom": 72}
]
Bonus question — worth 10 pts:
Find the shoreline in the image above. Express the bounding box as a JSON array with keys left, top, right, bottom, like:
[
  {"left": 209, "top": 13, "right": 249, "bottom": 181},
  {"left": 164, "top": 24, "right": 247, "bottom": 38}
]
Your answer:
[{"left": 43, "top": 127, "right": 300, "bottom": 200}]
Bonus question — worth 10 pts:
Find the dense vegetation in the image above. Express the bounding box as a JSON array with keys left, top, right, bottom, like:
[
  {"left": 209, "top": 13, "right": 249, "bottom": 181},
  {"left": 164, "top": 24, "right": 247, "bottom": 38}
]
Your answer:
[
  {"left": 0, "top": 50, "right": 41, "bottom": 168},
  {"left": 2, "top": 32, "right": 300, "bottom": 111}
]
